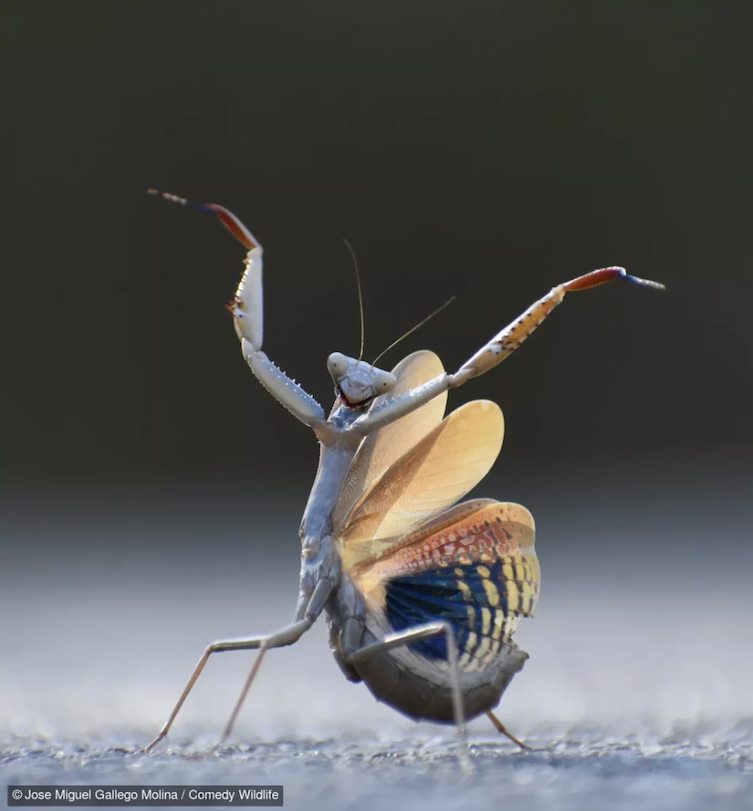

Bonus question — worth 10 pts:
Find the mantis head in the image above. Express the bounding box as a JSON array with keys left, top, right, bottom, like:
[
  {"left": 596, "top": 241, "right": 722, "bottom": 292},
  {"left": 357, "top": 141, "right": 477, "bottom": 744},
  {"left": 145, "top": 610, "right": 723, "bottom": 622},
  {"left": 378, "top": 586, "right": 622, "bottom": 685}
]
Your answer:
[{"left": 327, "top": 353, "right": 397, "bottom": 408}]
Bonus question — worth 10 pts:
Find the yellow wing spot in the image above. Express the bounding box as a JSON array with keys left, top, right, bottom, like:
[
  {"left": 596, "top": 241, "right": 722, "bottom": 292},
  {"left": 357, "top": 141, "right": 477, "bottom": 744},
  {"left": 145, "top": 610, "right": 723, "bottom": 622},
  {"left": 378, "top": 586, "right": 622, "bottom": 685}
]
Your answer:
[
  {"left": 505, "top": 580, "right": 520, "bottom": 613},
  {"left": 482, "top": 638, "right": 502, "bottom": 667},
  {"left": 466, "top": 604, "right": 477, "bottom": 627},
  {"left": 503, "top": 563, "right": 514, "bottom": 581},
  {"left": 454, "top": 568, "right": 464, "bottom": 577},
  {"left": 474, "top": 635, "right": 492, "bottom": 664},
  {"left": 492, "top": 608, "right": 505, "bottom": 640},
  {"left": 459, "top": 631, "right": 479, "bottom": 670},
  {"left": 521, "top": 580, "right": 538, "bottom": 615},
  {"left": 477, "top": 565, "right": 491, "bottom": 578},
  {"left": 482, "top": 577, "right": 500, "bottom": 607},
  {"left": 456, "top": 578, "right": 472, "bottom": 602},
  {"left": 514, "top": 562, "right": 527, "bottom": 581},
  {"left": 481, "top": 606, "right": 492, "bottom": 635}
]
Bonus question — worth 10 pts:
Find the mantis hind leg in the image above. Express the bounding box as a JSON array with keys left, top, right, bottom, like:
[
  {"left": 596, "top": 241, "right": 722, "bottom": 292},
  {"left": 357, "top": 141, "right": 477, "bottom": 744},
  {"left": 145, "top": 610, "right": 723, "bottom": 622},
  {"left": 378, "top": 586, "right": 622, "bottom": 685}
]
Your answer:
[
  {"left": 346, "top": 622, "right": 470, "bottom": 769},
  {"left": 485, "top": 709, "right": 532, "bottom": 750}
]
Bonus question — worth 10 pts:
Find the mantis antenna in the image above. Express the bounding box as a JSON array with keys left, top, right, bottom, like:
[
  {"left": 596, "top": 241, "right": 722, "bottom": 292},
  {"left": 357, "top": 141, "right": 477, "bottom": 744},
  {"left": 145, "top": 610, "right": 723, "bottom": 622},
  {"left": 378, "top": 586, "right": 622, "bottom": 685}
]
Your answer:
[
  {"left": 372, "top": 295, "right": 457, "bottom": 367},
  {"left": 342, "top": 238, "right": 366, "bottom": 362}
]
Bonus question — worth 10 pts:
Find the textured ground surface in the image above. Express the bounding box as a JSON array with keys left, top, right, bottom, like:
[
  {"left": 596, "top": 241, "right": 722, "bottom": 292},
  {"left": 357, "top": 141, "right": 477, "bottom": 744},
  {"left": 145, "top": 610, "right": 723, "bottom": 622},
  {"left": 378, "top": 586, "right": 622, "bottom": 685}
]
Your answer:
[{"left": 3, "top": 729, "right": 753, "bottom": 811}]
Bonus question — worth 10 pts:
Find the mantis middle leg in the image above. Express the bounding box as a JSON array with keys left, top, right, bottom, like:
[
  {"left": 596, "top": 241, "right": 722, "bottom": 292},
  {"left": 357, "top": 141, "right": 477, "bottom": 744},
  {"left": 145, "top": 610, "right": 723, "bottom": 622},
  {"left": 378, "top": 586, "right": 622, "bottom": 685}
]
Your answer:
[{"left": 144, "top": 581, "right": 333, "bottom": 753}]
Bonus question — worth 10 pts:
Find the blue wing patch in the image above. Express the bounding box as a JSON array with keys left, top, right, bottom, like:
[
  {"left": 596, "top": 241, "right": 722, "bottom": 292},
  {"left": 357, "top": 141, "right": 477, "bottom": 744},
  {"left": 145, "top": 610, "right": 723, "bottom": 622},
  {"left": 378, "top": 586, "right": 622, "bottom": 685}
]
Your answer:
[{"left": 384, "top": 558, "right": 538, "bottom": 671}]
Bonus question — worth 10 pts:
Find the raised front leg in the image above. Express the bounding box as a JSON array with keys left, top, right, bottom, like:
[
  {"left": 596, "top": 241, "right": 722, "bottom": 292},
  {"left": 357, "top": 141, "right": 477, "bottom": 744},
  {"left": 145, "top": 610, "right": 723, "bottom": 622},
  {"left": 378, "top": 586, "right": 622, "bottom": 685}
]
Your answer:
[
  {"left": 351, "top": 266, "right": 664, "bottom": 436},
  {"left": 148, "top": 191, "right": 329, "bottom": 435},
  {"left": 456, "top": 266, "right": 664, "bottom": 381}
]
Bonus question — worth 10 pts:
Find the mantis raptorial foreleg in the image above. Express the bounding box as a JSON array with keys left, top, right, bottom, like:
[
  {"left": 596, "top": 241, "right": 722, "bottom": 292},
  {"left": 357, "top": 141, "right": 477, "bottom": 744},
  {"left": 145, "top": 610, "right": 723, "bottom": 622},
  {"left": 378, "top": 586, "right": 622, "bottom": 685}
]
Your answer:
[
  {"left": 351, "top": 266, "right": 665, "bottom": 436},
  {"left": 457, "top": 266, "right": 665, "bottom": 380},
  {"left": 239, "top": 338, "right": 329, "bottom": 433},
  {"left": 147, "top": 190, "right": 330, "bottom": 434},
  {"left": 230, "top": 239, "right": 328, "bottom": 430},
  {"left": 150, "top": 190, "right": 662, "bottom": 443},
  {"left": 228, "top": 225, "right": 329, "bottom": 430}
]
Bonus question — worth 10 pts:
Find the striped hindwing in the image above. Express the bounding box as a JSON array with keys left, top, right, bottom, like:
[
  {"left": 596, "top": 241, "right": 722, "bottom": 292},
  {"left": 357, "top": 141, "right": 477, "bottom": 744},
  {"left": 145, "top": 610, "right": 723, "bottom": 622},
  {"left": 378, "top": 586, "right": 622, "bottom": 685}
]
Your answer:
[
  {"left": 337, "top": 400, "right": 504, "bottom": 569},
  {"left": 332, "top": 350, "right": 447, "bottom": 531},
  {"left": 350, "top": 499, "right": 539, "bottom": 672}
]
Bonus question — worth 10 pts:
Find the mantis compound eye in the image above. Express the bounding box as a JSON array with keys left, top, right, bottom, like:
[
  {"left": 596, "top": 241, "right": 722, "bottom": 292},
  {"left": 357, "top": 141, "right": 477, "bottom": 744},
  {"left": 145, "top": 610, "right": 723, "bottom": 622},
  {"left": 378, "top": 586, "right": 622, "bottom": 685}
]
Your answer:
[
  {"left": 372, "top": 369, "right": 397, "bottom": 395},
  {"left": 327, "top": 352, "right": 349, "bottom": 380}
]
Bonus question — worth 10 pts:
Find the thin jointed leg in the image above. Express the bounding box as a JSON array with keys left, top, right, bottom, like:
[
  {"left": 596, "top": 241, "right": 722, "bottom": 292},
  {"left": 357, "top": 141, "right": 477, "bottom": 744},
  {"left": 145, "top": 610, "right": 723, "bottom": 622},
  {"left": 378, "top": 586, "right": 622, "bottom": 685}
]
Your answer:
[
  {"left": 212, "top": 579, "right": 336, "bottom": 749},
  {"left": 144, "top": 619, "right": 312, "bottom": 753},
  {"left": 212, "top": 647, "right": 269, "bottom": 750},
  {"left": 485, "top": 709, "right": 531, "bottom": 750},
  {"left": 347, "top": 622, "right": 469, "bottom": 755}
]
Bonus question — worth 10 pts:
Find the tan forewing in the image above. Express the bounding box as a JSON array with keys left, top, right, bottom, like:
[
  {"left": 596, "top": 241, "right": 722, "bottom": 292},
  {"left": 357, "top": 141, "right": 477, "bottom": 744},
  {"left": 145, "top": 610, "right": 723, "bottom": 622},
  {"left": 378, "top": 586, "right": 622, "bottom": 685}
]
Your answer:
[
  {"left": 332, "top": 350, "right": 447, "bottom": 530},
  {"left": 338, "top": 399, "right": 504, "bottom": 567}
]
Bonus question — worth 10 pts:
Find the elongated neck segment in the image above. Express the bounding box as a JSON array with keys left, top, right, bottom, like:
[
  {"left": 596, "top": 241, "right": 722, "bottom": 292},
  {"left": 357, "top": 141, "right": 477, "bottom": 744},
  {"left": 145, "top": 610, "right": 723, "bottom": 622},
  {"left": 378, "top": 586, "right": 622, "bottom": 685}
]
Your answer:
[{"left": 299, "top": 403, "right": 364, "bottom": 552}]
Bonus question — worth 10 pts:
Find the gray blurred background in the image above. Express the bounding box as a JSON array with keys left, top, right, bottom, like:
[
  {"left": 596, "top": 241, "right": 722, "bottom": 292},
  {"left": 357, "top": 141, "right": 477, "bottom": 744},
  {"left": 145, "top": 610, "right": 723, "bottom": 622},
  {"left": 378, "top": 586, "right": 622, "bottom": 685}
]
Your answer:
[{"left": 1, "top": 1, "right": 752, "bottom": 795}]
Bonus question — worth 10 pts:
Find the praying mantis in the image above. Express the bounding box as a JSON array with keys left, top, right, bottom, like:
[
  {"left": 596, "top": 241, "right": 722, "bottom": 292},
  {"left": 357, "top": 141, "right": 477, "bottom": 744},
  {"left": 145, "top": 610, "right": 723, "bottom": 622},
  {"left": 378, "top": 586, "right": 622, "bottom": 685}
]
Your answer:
[{"left": 144, "top": 190, "right": 664, "bottom": 755}]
